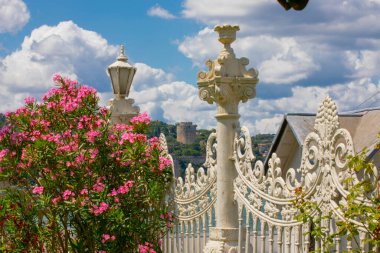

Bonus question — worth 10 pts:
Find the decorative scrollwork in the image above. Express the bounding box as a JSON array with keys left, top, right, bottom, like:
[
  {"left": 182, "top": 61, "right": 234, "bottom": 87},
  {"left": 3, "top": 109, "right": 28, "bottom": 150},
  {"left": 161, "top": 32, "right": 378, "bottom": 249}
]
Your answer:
[
  {"left": 233, "top": 96, "right": 369, "bottom": 230},
  {"left": 174, "top": 132, "right": 217, "bottom": 220}
]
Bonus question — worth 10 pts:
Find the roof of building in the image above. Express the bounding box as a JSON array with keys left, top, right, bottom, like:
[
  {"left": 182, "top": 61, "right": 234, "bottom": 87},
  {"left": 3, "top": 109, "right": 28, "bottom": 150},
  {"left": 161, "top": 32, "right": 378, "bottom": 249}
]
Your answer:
[{"left": 264, "top": 107, "right": 380, "bottom": 169}]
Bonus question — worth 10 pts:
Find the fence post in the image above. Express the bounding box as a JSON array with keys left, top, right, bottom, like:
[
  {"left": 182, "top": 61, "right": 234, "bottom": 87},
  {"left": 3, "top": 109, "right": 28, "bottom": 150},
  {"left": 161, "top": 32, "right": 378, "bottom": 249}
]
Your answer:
[{"left": 198, "top": 24, "right": 259, "bottom": 253}]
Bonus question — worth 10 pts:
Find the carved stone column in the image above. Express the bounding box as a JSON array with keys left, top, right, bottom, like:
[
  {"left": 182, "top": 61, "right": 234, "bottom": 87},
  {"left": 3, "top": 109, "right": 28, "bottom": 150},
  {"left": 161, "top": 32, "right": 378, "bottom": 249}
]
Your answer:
[{"left": 198, "top": 25, "right": 259, "bottom": 253}]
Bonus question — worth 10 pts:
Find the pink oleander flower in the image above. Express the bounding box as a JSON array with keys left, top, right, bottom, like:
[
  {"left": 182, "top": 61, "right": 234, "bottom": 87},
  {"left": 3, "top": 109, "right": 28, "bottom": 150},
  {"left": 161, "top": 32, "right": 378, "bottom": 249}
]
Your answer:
[
  {"left": 138, "top": 242, "right": 156, "bottom": 253},
  {"left": 63, "top": 189, "right": 74, "bottom": 200},
  {"left": 0, "top": 149, "right": 8, "bottom": 162},
  {"left": 109, "top": 188, "right": 117, "bottom": 197},
  {"left": 91, "top": 202, "right": 109, "bottom": 216},
  {"left": 117, "top": 180, "right": 134, "bottom": 195},
  {"left": 158, "top": 156, "right": 172, "bottom": 172},
  {"left": 86, "top": 130, "right": 101, "bottom": 143},
  {"left": 24, "top": 96, "right": 35, "bottom": 105},
  {"left": 32, "top": 186, "right": 44, "bottom": 195},
  {"left": 130, "top": 112, "right": 151, "bottom": 125},
  {"left": 93, "top": 181, "right": 105, "bottom": 193},
  {"left": 101, "top": 234, "right": 116, "bottom": 244},
  {"left": 149, "top": 136, "right": 160, "bottom": 150},
  {"left": 52, "top": 196, "right": 61, "bottom": 205},
  {"left": 120, "top": 132, "right": 136, "bottom": 144},
  {"left": 80, "top": 188, "right": 88, "bottom": 195},
  {"left": 53, "top": 73, "right": 62, "bottom": 82}
]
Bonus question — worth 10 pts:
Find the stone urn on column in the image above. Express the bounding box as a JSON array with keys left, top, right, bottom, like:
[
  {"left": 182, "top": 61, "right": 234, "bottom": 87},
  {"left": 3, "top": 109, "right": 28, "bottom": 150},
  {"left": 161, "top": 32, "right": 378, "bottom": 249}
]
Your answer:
[
  {"left": 107, "top": 46, "right": 140, "bottom": 124},
  {"left": 198, "top": 25, "right": 259, "bottom": 253}
]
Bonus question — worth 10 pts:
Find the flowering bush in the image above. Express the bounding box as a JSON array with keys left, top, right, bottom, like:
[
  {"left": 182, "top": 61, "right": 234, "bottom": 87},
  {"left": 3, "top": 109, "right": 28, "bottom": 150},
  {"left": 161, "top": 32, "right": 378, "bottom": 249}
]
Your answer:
[{"left": 0, "top": 75, "right": 173, "bottom": 252}]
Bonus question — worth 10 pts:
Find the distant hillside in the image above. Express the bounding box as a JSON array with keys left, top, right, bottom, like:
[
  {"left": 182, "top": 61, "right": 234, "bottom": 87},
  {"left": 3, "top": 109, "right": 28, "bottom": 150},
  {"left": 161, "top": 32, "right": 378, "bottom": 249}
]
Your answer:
[
  {"left": 251, "top": 134, "right": 275, "bottom": 162},
  {"left": 148, "top": 121, "right": 275, "bottom": 177}
]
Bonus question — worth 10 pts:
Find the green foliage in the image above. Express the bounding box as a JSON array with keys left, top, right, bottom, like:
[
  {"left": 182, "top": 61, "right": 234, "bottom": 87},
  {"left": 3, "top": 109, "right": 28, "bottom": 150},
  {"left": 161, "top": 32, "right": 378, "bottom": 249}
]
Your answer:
[
  {"left": 251, "top": 133, "right": 274, "bottom": 162},
  {"left": 0, "top": 76, "right": 173, "bottom": 253}
]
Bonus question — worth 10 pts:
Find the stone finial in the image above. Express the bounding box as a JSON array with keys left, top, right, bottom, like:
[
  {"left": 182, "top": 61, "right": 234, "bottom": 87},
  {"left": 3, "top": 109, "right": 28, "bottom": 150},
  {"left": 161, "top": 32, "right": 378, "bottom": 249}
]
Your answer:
[
  {"left": 197, "top": 25, "right": 259, "bottom": 115},
  {"left": 117, "top": 45, "right": 128, "bottom": 62},
  {"left": 314, "top": 96, "right": 339, "bottom": 139},
  {"left": 214, "top": 25, "right": 240, "bottom": 59}
]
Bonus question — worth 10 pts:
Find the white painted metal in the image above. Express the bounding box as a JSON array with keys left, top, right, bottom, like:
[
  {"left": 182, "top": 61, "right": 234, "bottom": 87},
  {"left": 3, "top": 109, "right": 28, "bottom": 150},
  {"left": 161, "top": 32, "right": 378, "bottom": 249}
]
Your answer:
[
  {"left": 160, "top": 130, "right": 216, "bottom": 253},
  {"left": 160, "top": 24, "right": 378, "bottom": 253}
]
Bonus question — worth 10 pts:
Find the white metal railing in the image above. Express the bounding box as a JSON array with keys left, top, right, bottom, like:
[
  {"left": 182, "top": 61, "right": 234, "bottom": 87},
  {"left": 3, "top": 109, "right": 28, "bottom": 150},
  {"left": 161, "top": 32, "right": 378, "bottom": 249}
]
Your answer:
[
  {"left": 161, "top": 132, "right": 217, "bottom": 253},
  {"left": 232, "top": 97, "right": 377, "bottom": 253},
  {"left": 163, "top": 97, "right": 378, "bottom": 252}
]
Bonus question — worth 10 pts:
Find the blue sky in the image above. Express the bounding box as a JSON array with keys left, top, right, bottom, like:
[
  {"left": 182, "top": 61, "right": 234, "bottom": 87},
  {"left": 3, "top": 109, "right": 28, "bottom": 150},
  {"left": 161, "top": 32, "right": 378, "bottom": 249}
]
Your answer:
[{"left": 0, "top": 0, "right": 380, "bottom": 133}]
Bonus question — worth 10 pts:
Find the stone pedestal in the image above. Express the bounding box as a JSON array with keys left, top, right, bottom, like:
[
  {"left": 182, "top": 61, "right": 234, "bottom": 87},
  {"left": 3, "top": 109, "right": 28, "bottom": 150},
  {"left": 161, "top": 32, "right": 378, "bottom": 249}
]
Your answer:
[
  {"left": 203, "top": 228, "right": 240, "bottom": 253},
  {"left": 109, "top": 98, "right": 139, "bottom": 124},
  {"left": 197, "top": 25, "right": 259, "bottom": 253}
]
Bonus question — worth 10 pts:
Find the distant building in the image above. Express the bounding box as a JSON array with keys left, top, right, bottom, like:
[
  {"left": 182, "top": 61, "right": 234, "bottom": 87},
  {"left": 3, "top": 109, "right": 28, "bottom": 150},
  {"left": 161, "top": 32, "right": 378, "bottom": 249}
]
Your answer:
[{"left": 176, "top": 122, "right": 197, "bottom": 144}]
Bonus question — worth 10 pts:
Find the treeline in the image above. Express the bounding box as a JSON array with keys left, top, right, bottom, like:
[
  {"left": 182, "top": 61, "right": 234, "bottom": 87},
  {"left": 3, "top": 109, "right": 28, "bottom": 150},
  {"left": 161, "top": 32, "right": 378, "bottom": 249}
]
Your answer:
[
  {"left": 149, "top": 120, "right": 275, "bottom": 162},
  {"left": 251, "top": 133, "right": 275, "bottom": 161},
  {"left": 148, "top": 120, "right": 213, "bottom": 157}
]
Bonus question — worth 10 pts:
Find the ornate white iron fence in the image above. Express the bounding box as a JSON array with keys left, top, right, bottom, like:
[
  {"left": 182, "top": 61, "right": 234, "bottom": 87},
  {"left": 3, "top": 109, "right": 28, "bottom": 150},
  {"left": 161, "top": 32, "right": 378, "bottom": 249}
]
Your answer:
[
  {"left": 160, "top": 132, "right": 217, "bottom": 253},
  {"left": 162, "top": 97, "right": 378, "bottom": 253},
  {"left": 160, "top": 24, "right": 378, "bottom": 253},
  {"left": 232, "top": 96, "right": 377, "bottom": 253}
]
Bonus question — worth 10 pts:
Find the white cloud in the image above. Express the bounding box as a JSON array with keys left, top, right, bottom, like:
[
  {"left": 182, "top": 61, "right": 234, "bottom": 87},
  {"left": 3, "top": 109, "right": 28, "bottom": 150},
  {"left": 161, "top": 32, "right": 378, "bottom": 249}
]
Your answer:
[
  {"left": 0, "top": 20, "right": 214, "bottom": 128},
  {"left": 178, "top": 28, "right": 219, "bottom": 67},
  {"left": 179, "top": 0, "right": 380, "bottom": 88},
  {"left": 0, "top": 21, "right": 118, "bottom": 112},
  {"left": 182, "top": 0, "right": 267, "bottom": 24},
  {"left": 239, "top": 78, "right": 380, "bottom": 134},
  {"left": 179, "top": 29, "right": 319, "bottom": 84},
  {"left": 345, "top": 50, "right": 380, "bottom": 79},
  {"left": 182, "top": 0, "right": 380, "bottom": 39},
  {"left": 1, "top": 18, "right": 379, "bottom": 140},
  {"left": 129, "top": 66, "right": 215, "bottom": 128},
  {"left": 0, "top": 0, "right": 30, "bottom": 33},
  {"left": 133, "top": 63, "right": 174, "bottom": 91},
  {"left": 148, "top": 5, "right": 176, "bottom": 19}
]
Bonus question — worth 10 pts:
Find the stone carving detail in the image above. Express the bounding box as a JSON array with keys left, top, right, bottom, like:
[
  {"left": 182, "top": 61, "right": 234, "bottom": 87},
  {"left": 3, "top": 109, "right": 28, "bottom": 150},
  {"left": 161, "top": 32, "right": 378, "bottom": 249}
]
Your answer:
[
  {"left": 233, "top": 96, "right": 369, "bottom": 236},
  {"left": 197, "top": 25, "right": 259, "bottom": 116}
]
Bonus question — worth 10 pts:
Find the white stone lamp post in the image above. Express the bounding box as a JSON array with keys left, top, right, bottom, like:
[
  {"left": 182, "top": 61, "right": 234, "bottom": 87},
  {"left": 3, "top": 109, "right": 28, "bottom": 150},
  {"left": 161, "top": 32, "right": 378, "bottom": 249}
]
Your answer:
[
  {"left": 107, "top": 45, "right": 140, "bottom": 124},
  {"left": 198, "top": 25, "right": 259, "bottom": 252}
]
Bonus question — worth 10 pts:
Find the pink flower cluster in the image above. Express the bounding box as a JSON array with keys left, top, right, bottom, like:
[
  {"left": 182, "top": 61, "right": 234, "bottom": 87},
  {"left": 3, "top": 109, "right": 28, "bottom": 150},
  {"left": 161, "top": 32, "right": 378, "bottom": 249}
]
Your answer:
[
  {"left": 109, "top": 180, "right": 134, "bottom": 196},
  {"left": 157, "top": 156, "right": 172, "bottom": 172},
  {"left": 91, "top": 202, "right": 109, "bottom": 216},
  {"left": 0, "top": 149, "right": 8, "bottom": 162},
  {"left": 101, "top": 234, "right": 116, "bottom": 244},
  {"left": 130, "top": 112, "right": 151, "bottom": 125},
  {"left": 32, "top": 186, "right": 44, "bottom": 195},
  {"left": 93, "top": 177, "right": 105, "bottom": 193},
  {"left": 138, "top": 242, "right": 156, "bottom": 253},
  {"left": 160, "top": 211, "right": 174, "bottom": 229},
  {"left": 63, "top": 189, "right": 75, "bottom": 200},
  {"left": 86, "top": 129, "right": 101, "bottom": 143}
]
